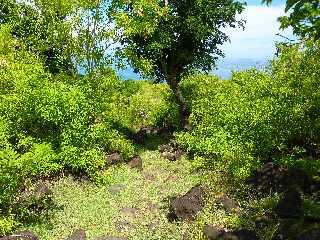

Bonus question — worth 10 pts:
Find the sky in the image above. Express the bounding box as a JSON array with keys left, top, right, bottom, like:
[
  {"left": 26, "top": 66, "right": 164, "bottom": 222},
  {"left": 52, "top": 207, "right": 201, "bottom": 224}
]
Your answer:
[{"left": 222, "top": 0, "right": 294, "bottom": 60}]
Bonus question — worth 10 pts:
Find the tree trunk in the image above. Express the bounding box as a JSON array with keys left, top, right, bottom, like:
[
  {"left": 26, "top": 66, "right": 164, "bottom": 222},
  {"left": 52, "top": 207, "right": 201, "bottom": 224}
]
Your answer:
[{"left": 167, "top": 75, "right": 190, "bottom": 129}]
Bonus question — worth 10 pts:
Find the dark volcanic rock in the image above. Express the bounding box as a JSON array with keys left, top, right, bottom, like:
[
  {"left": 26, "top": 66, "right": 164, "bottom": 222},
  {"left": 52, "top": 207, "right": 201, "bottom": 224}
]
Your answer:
[
  {"left": 68, "top": 229, "right": 86, "bottom": 240},
  {"left": 297, "top": 227, "right": 320, "bottom": 240},
  {"left": 246, "top": 162, "right": 285, "bottom": 193},
  {"left": 34, "top": 181, "right": 51, "bottom": 199},
  {"left": 0, "top": 231, "right": 38, "bottom": 240},
  {"left": 246, "top": 162, "right": 315, "bottom": 194},
  {"left": 132, "top": 128, "right": 147, "bottom": 144},
  {"left": 95, "top": 237, "right": 128, "bottom": 240},
  {"left": 275, "top": 186, "right": 303, "bottom": 218},
  {"left": 272, "top": 221, "right": 320, "bottom": 240},
  {"left": 216, "top": 195, "right": 240, "bottom": 213},
  {"left": 156, "top": 127, "right": 172, "bottom": 139},
  {"left": 255, "top": 215, "right": 272, "bottom": 228},
  {"left": 203, "top": 225, "right": 258, "bottom": 240},
  {"left": 232, "top": 229, "right": 259, "bottom": 240},
  {"left": 127, "top": 155, "right": 142, "bottom": 170},
  {"left": 106, "top": 153, "right": 123, "bottom": 165},
  {"left": 168, "top": 186, "right": 204, "bottom": 221},
  {"left": 159, "top": 141, "right": 183, "bottom": 161}
]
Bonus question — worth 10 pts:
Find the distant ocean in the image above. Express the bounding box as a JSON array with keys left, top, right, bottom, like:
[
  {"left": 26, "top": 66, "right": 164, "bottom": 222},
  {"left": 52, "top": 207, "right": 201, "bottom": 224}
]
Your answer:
[{"left": 117, "top": 58, "right": 269, "bottom": 80}]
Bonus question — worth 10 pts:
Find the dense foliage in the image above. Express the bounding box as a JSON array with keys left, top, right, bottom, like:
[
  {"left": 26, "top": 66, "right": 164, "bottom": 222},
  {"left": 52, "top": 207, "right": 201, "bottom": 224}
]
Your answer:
[
  {"left": 0, "top": 0, "right": 114, "bottom": 74},
  {"left": 1, "top": 0, "right": 320, "bottom": 237},
  {"left": 263, "top": 0, "right": 320, "bottom": 39},
  {"left": 0, "top": 25, "right": 179, "bottom": 234},
  {"left": 177, "top": 40, "right": 320, "bottom": 178},
  {"left": 110, "top": 0, "right": 245, "bottom": 127}
]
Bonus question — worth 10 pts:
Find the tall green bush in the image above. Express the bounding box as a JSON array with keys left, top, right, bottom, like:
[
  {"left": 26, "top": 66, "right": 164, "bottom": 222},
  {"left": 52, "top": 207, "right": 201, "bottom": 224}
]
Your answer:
[{"left": 177, "top": 41, "right": 320, "bottom": 178}]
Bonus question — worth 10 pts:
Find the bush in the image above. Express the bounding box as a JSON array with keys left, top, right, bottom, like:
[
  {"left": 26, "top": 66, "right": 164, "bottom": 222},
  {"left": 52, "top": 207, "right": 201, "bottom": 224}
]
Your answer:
[
  {"left": 177, "top": 41, "right": 320, "bottom": 179},
  {"left": 98, "top": 78, "right": 179, "bottom": 131},
  {"left": 0, "top": 26, "right": 180, "bottom": 234},
  {"left": 0, "top": 29, "right": 135, "bottom": 234},
  {"left": 0, "top": 147, "right": 21, "bottom": 209}
]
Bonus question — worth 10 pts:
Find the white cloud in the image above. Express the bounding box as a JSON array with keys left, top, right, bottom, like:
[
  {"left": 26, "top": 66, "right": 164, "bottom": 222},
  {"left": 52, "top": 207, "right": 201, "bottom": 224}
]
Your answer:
[{"left": 220, "top": 5, "right": 294, "bottom": 60}]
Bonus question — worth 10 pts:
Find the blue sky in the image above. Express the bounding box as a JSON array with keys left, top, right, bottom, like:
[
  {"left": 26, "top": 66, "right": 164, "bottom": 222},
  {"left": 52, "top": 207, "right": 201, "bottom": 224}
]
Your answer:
[{"left": 222, "top": 0, "right": 293, "bottom": 60}]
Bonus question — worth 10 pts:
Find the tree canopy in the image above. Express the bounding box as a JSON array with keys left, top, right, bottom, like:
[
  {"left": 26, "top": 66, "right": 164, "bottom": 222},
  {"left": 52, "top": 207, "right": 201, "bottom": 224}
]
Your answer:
[
  {"left": 0, "top": 0, "right": 112, "bottom": 74},
  {"left": 110, "top": 0, "right": 245, "bottom": 127},
  {"left": 263, "top": 0, "right": 320, "bottom": 39}
]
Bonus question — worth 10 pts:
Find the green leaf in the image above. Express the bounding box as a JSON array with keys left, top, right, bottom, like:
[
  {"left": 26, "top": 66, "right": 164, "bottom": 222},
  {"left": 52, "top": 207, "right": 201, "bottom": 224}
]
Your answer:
[{"left": 285, "top": 0, "right": 300, "bottom": 12}]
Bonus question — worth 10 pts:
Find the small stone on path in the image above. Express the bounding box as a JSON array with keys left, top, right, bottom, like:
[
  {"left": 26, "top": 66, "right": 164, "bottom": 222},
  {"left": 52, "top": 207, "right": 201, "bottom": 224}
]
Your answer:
[
  {"left": 95, "top": 237, "right": 128, "bottom": 240},
  {"left": 143, "top": 172, "right": 156, "bottom": 181},
  {"left": 127, "top": 155, "right": 142, "bottom": 170},
  {"left": 166, "top": 175, "right": 178, "bottom": 181},
  {"left": 121, "top": 207, "right": 139, "bottom": 216},
  {"left": 106, "top": 153, "right": 123, "bottom": 165},
  {"left": 108, "top": 184, "right": 126, "bottom": 194},
  {"left": 147, "top": 220, "right": 160, "bottom": 231},
  {"left": 68, "top": 229, "right": 86, "bottom": 240},
  {"left": 115, "top": 220, "right": 134, "bottom": 231},
  {"left": 0, "top": 231, "right": 38, "bottom": 240}
]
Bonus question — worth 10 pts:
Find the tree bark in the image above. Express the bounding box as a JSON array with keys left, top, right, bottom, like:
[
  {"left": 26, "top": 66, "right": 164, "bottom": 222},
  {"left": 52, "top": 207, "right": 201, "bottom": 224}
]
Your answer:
[{"left": 166, "top": 75, "right": 190, "bottom": 130}]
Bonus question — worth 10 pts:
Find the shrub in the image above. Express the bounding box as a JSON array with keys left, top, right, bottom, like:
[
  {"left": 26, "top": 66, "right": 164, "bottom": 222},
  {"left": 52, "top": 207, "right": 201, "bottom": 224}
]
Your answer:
[
  {"left": 0, "top": 147, "right": 21, "bottom": 209},
  {"left": 177, "top": 41, "right": 320, "bottom": 178},
  {"left": 99, "top": 79, "right": 179, "bottom": 131},
  {"left": 0, "top": 29, "right": 137, "bottom": 233}
]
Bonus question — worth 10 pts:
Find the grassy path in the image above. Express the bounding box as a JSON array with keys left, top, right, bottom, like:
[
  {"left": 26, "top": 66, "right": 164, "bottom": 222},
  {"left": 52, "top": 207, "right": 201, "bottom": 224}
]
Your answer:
[{"left": 24, "top": 146, "right": 204, "bottom": 239}]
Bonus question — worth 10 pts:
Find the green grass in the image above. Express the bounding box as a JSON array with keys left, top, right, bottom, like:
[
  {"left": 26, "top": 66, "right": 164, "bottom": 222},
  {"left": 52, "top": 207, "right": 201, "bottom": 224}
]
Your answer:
[
  {"left": 17, "top": 137, "right": 282, "bottom": 240},
  {"left": 22, "top": 148, "right": 202, "bottom": 240}
]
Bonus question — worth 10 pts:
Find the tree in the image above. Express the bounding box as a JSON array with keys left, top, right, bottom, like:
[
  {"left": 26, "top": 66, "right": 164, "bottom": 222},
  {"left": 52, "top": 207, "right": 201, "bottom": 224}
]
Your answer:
[
  {"left": 0, "top": 0, "right": 112, "bottom": 75},
  {"left": 1, "top": 0, "right": 70, "bottom": 73},
  {"left": 263, "top": 0, "right": 320, "bottom": 40},
  {"left": 110, "top": 0, "right": 245, "bottom": 128},
  {"left": 73, "top": 0, "right": 114, "bottom": 73}
]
